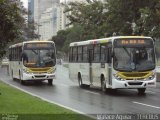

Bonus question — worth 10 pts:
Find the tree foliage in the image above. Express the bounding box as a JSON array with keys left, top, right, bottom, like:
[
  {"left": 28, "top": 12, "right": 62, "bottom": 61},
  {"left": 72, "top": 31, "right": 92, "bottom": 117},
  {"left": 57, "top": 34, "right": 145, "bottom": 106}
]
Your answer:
[
  {"left": 52, "top": 24, "right": 85, "bottom": 53},
  {"left": 65, "top": 0, "right": 107, "bottom": 38},
  {"left": 105, "top": 0, "right": 160, "bottom": 37},
  {"left": 24, "top": 20, "right": 39, "bottom": 41},
  {"left": 52, "top": 0, "right": 160, "bottom": 53},
  {"left": 0, "top": 0, "right": 25, "bottom": 58}
]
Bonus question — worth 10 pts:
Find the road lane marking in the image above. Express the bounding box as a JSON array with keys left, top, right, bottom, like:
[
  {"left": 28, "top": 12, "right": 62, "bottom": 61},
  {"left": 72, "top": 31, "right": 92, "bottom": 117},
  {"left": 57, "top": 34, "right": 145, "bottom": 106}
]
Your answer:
[
  {"left": 58, "top": 84, "right": 69, "bottom": 87},
  {"left": 146, "top": 90, "right": 156, "bottom": 94},
  {"left": 84, "top": 90, "right": 100, "bottom": 95},
  {"left": 2, "top": 81, "right": 95, "bottom": 119},
  {"left": 133, "top": 101, "right": 160, "bottom": 109}
]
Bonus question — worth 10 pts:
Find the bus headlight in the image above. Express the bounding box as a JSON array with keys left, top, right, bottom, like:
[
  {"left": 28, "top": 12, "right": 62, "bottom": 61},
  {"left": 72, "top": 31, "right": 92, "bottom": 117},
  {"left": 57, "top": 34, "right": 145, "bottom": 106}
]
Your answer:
[
  {"left": 148, "top": 74, "right": 155, "bottom": 80},
  {"left": 47, "top": 68, "right": 56, "bottom": 74},
  {"left": 114, "top": 74, "right": 125, "bottom": 81},
  {"left": 23, "top": 68, "right": 32, "bottom": 74}
]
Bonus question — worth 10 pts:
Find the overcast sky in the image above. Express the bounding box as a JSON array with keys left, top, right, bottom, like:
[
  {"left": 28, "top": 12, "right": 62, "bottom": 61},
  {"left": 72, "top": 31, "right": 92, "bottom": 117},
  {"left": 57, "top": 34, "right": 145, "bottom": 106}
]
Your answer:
[{"left": 21, "top": 0, "right": 28, "bottom": 8}]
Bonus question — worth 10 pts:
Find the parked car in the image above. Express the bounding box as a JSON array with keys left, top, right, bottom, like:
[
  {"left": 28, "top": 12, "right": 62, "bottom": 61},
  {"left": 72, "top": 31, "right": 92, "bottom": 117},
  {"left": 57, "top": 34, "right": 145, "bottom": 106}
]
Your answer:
[{"left": 1, "top": 58, "right": 9, "bottom": 67}]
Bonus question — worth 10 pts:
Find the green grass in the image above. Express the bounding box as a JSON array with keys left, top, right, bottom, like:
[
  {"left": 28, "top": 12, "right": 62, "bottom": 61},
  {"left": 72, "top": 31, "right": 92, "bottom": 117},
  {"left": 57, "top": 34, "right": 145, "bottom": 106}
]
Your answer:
[{"left": 0, "top": 81, "right": 93, "bottom": 120}]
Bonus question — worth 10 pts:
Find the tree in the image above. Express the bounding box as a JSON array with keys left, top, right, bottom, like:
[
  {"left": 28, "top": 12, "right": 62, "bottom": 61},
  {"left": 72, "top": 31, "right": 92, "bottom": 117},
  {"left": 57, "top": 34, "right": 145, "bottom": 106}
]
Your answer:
[
  {"left": 65, "top": 0, "right": 107, "bottom": 39},
  {"left": 52, "top": 24, "right": 85, "bottom": 53},
  {"left": 105, "top": 0, "right": 160, "bottom": 38},
  {"left": 24, "top": 20, "right": 39, "bottom": 41},
  {"left": 0, "top": 0, "right": 25, "bottom": 58},
  {"left": 53, "top": 0, "right": 160, "bottom": 56}
]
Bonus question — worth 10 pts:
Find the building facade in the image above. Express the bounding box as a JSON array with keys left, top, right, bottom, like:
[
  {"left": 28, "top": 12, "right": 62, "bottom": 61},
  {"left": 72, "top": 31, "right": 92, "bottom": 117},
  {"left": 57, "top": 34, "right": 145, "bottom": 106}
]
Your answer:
[
  {"left": 28, "top": 0, "right": 59, "bottom": 40},
  {"left": 39, "top": 5, "right": 58, "bottom": 40},
  {"left": 28, "top": 0, "right": 105, "bottom": 40}
]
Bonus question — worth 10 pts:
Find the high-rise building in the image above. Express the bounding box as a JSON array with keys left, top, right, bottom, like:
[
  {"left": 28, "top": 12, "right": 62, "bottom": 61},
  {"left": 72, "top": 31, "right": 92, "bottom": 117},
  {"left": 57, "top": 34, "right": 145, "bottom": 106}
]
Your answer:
[
  {"left": 28, "top": 0, "right": 59, "bottom": 23},
  {"left": 28, "top": 0, "right": 105, "bottom": 40},
  {"left": 39, "top": 4, "right": 58, "bottom": 40},
  {"left": 28, "top": 0, "right": 59, "bottom": 40}
]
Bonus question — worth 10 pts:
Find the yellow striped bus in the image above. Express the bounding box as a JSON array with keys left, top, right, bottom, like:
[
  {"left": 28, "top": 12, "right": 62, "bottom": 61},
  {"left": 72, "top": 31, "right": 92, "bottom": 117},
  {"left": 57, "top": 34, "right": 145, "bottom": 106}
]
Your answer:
[
  {"left": 9, "top": 41, "right": 56, "bottom": 85},
  {"left": 69, "top": 36, "right": 156, "bottom": 94}
]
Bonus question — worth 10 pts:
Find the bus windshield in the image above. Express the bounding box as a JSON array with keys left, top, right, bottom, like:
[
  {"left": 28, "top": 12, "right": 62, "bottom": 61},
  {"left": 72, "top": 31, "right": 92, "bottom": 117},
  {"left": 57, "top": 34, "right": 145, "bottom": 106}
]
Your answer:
[
  {"left": 113, "top": 39, "right": 155, "bottom": 72},
  {"left": 22, "top": 43, "right": 55, "bottom": 68}
]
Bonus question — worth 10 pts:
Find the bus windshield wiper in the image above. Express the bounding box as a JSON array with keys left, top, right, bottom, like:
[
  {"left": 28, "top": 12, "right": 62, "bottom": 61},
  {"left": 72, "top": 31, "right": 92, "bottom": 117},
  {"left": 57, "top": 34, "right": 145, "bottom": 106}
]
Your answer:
[{"left": 31, "top": 49, "right": 38, "bottom": 55}]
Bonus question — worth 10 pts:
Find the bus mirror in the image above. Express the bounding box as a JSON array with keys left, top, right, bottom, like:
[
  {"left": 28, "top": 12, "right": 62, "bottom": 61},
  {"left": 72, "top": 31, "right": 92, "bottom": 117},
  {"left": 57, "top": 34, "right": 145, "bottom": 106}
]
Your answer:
[
  {"left": 21, "top": 52, "right": 28, "bottom": 62},
  {"left": 21, "top": 52, "right": 24, "bottom": 60}
]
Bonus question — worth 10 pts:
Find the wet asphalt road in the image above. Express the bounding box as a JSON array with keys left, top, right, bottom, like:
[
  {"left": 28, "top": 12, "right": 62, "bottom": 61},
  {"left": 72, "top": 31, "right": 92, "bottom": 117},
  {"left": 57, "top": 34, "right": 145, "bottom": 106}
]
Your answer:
[{"left": 0, "top": 65, "right": 160, "bottom": 115}]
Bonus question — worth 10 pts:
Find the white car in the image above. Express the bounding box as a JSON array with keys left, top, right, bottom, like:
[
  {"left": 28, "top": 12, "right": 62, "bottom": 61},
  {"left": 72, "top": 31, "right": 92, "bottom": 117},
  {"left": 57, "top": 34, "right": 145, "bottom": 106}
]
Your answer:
[{"left": 1, "top": 58, "right": 9, "bottom": 67}]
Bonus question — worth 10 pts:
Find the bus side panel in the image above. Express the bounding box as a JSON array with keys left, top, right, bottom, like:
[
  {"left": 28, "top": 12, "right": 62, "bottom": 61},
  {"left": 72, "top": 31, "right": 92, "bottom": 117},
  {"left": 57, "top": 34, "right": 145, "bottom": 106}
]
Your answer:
[
  {"left": 69, "top": 63, "right": 79, "bottom": 82},
  {"left": 9, "top": 61, "right": 19, "bottom": 79},
  {"left": 92, "top": 63, "right": 109, "bottom": 87},
  {"left": 79, "top": 63, "right": 90, "bottom": 85},
  {"left": 69, "top": 62, "right": 90, "bottom": 85}
]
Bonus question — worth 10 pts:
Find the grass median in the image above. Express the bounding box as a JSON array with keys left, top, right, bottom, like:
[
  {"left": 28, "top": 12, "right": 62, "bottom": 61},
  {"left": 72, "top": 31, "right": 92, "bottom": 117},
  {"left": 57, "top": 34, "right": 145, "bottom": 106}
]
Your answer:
[{"left": 0, "top": 81, "right": 94, "bottom": 120}]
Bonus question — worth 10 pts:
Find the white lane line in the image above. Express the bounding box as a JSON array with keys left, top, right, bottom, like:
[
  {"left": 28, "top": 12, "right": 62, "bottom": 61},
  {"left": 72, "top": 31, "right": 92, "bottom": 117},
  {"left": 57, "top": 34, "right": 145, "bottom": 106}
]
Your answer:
[
  {"left": 133, "top": 101, "right": 160, "bottom": 109},
  {"left": 58, "top": 84, "right": 69, "bottom": 87},
  {"left": 84, "top": 90, "right": 100, "bottom": 95},
  {"left": 146, "top": 90, "right": 156, "bottom": 94},
  {"left": 3, "top": 82, "right": 95, "bottom": 119}
]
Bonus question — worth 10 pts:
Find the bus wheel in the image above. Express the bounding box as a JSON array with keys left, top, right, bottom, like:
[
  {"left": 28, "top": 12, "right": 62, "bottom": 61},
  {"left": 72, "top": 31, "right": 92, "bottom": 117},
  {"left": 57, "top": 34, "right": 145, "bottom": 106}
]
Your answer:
[
  {"left": 20, "top": 80, "right": 25, "bottom": 85},
  {"left": 48, "top": 79, "right": 53, "bottom": 85},
  {"left": 78, "top": 74, "right": 83, "bottom": 88},
  {"left": 101, "top": 76, "right": 106, "bottom": 93},
  {"left": 138, "top": 88, "right": 146, "bottom": 94}
]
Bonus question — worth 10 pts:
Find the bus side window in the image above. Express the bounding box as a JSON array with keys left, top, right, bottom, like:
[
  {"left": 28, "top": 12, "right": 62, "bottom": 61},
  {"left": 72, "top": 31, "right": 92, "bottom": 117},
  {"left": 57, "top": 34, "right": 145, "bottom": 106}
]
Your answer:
[
  {"left": 83, "top": 46, "right": 88, "bottom": 62},
  {"left": 72, "top": 47, "right": 78, "bottom": 62},
  {"left": 100, "top": 45, "right": 106, "bottom": 62},
  {"left": 69, "top": 47, "right": 73, "bottom": 62},
  {"left": 78, "top": 46, "right": 82, "bottom": 62}
]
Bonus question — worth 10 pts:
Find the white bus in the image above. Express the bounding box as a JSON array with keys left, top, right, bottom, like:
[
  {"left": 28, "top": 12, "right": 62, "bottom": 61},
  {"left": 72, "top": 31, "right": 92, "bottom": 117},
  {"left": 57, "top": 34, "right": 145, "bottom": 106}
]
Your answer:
[
  {"left": 69, "top": 36, "right": 156, "bottom": 94},
  {"left": 9, "top": 41, "right": 56, "bottom": 85}
]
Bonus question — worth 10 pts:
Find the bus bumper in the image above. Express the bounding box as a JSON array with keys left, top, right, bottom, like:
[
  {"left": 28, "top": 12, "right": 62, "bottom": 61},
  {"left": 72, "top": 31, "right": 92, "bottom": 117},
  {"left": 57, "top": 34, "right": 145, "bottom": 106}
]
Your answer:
[
  {"left": 111, "top": 78, "right": 156, "bottom": 89},
  {"left": 22, "top": 72, "right": 56, "bottom": 81}
]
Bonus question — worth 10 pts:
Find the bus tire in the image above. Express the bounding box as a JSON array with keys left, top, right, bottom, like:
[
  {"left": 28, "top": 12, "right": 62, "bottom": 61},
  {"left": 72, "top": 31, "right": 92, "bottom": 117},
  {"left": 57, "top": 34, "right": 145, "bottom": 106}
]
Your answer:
[
  {"left": 48, "top": 79, "right": 53, "bottom": 85},
  {"left": 78, "top": 73, "right": 83, "bottom": 88},
  {"left": 101, "top": 76, "right": 106, "bottom": 93},
  {"left": 138, "top": 88, "right": 146, "bottom": 94},
  {"left": 20, "top": 80, "right": 25, "bottom": 85}
]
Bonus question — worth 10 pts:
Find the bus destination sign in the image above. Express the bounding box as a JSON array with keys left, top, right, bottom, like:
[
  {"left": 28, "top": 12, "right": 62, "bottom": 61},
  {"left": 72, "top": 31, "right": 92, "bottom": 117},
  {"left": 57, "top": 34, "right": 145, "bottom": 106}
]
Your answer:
[
  {"left": 121, "top": 40, "right": 145, "bottom": 45},
  {"left": 114, "top": 38, "right": 153, "bottom": 47},
  {"left": 24, "top": 43, "right": 54, "bottom": 49}
]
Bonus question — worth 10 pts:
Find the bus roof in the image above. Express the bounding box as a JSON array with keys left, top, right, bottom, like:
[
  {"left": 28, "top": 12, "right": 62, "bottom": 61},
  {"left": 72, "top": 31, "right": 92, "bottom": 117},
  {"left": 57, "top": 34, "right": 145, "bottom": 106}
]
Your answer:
[
  {"left": 9, "top": 40, "right": 54, "bottom": 48},
  {"left": 69, "top": 36, "right": 152, "bottom": 47}
]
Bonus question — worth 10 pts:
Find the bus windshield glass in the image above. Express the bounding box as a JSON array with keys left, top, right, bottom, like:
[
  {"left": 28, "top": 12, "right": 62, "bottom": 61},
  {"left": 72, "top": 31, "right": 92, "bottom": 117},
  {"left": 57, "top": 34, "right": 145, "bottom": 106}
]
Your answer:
[
  {"left": 23, "top": 43, "right": 55, "bottom": 68},
  {"left": 113, "top": 38, "right": 155, "bottom": 72}
]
